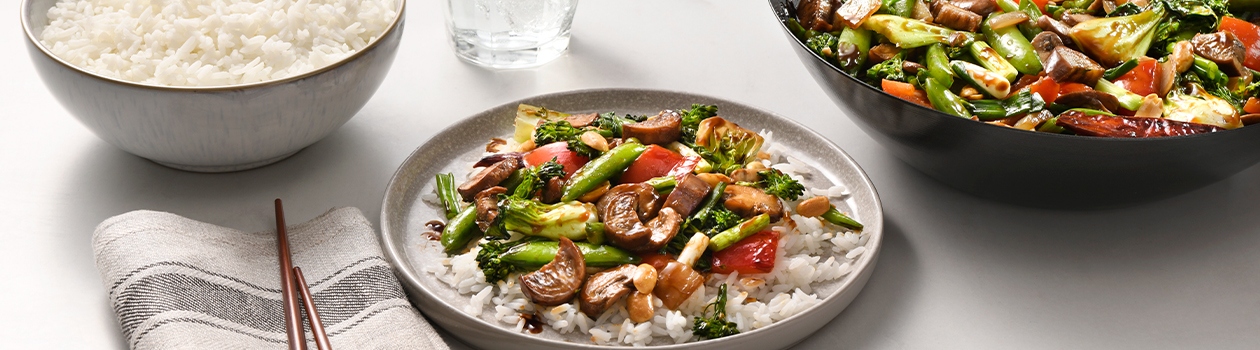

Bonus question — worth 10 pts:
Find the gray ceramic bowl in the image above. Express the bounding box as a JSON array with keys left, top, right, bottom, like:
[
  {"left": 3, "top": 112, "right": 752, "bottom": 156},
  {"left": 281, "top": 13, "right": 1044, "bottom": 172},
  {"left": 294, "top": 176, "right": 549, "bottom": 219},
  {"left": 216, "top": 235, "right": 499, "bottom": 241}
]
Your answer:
[
  {"left": 21, "top": 0, "right": 406, "bottom": 172},
  {"left": 380, "top": 89, "right": 884, "bottom": 349}
]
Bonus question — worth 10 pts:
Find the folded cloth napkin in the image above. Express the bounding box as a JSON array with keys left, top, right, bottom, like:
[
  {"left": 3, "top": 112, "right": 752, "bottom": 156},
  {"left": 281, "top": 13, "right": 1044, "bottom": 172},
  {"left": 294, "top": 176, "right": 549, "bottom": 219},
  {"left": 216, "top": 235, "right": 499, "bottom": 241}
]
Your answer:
[{"left": 93, "top": 207, "right": 449, "bottom": 350}]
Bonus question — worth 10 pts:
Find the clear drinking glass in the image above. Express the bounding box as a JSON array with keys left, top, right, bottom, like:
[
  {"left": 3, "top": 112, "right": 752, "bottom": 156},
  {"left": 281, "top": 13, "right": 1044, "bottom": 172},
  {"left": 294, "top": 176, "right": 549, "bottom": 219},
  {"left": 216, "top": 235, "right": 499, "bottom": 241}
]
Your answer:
[{"left": 443, "top": 0, "right": 580, "bottom": 69}]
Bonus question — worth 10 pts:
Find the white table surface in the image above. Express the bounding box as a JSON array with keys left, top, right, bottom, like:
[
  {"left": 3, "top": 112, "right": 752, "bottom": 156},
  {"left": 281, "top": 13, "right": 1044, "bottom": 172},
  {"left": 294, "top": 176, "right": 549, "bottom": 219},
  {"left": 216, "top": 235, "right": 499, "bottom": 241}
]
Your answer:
[{"left": 5, "top": 0, "right": 1259, "bottom": 349}]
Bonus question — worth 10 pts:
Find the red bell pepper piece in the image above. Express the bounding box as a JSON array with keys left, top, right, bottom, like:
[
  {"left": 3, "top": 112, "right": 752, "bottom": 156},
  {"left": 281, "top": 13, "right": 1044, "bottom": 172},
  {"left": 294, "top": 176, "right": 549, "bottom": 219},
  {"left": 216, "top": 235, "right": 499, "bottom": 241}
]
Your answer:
[{"left": 710, "top": 230, "right": 779, "bottom": 275}]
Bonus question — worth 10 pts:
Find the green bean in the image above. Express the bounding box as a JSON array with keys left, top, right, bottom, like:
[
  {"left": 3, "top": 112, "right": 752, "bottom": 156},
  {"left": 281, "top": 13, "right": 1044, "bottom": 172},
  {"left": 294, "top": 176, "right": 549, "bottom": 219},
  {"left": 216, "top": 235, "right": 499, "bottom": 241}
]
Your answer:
[
  {"left": 501, "top": 241, "right": 641, "bottom": 269},
  {"left": 435, "top": 173, "right": 461, "bottom": 219},
  {"left": 709, "top": 214, "right": 771, "bottom": 252},
  {"left": 1103, "top": 59, "right": 1139, "bottom": 81},
  {"left": 645, "top": 175, "right": 677, "bottom": 193},
  {"left": 982, "top": 14, "right": 1042, "bottom": 76},
  {"left": 440, "top": 205, "right": 481, "bottom": 254},
  {"left": 821, "top": 206, "right": 864, "bottom": 230},
  {"left": 924, "top": 77, "right": 971, "bottom": 118},
  {"left": 561, "top": 141, "right": 648, "bottom": 201}
]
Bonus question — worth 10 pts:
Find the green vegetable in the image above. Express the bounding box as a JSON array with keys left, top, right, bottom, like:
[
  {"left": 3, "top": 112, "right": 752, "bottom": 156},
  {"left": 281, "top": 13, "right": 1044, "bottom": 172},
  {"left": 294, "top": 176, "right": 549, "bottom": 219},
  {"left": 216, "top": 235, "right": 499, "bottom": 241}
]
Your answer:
[
  {"left": 981, "top": 14, "right": 1042, "bottom": 76},
  {"left": 821, "top": 207, "right": 864, "bottom": 230},
  {"left": 499, "top": 197, "right": 601, "bottom": 241},
  {"left": 1184, "top": 56, "right": 1248, "bottom": 110},
  {"left": 836, "top": 27, "right": 873, "bottom": 74},
  {"left": 590, "top": 112, "right": 647, "bottom": 138},
  {"left": 968, "top": 90, "right": 1046, "bottom": 120},
  {"left": 693, "top": 117, "right": 765, "bottom": 175},
  {"left": 1068, "top": 5, "right": 1164, "bottom": 66},
  {"left": 925, "top": 44, "right": 955, "bottom": 88},
  {"left": 867, "top": 51, "right": 908, "bottom": 83},
  {"left": 1150, "top": 0, "right": 1224, "bottom": 57},
  {"left": 679, "top": 104, "right": 719, "bottom": 145},
  {"left": 1094, "top": 79, "right": 1145, "bottom": 111},
  {"left": 533, "top": 120, "right": 600, "bottom": 158},
  {"left": 667, "top": 182, "right": 740, "bottom": 254},
  {"left": 878, "top": 0, "right": 914, "bottom": 18},
  {"left": 754, "top": 169, "right": 805, "bottom": 201},
  {"left": 560, "top": 141, "right": 648, "bottom": 201},
  {"left": 951, "top": 60, "right": 1012, "bottom": 99},
  {"left": 475, "top": 240, "right": 521, "bottom": 283},
  {"left": 435, "top": 173, "right": 462, "bottom": 219},
  {"left": 510, "top": 159, "right": 565, "bottom": 199},
  {"left": 1108, "top": 2, "right": 1142, "bottom": 16},
  {"left": 692, "top": 283, "right": 740, "bottom": 340},
  {"left": 514, "top": 104, "right": 569, "bottom": 143},
  {"left": 1102, "top": 59, "right": 1139, "bottom": 81},
  {"left": 806, "top": 32, "right": 841, "bottom": 63},
  {"left": 709, "top": 214, "right": 772, "bottom": 252},
  {"left": 441, "top": 205, "right": 482, "bottom": 254},
  {"left": 645, "top": 175, "right": 678, "bottom": 193},
  {"left": 1038, "top": 116, "right": 1067, "bottom": 133},
  {"left": 968, "top": 41, "right": 1019, "bottom": 83},
  {"left": 861, "top": 15, "right": 975, "bottom": 49},
  {"left": 924, "top": 77, "right": 972, "bottom": 118},
  {"left": 500, "top": 240, "right": 640, "bottom": 270},
  {"left": 1015, "top": 0, "right": 1045, "bottom": 39}
]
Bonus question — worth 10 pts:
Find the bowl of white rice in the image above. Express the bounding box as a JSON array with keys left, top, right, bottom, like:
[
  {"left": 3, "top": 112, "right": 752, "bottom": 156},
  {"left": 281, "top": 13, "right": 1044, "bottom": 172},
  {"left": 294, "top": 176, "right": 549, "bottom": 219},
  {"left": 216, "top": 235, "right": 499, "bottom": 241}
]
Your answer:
[
  {"left": 21, "top": 0, "right": 405, "bottom": 172},
  {"left": 380, "top": 89, "right": 884, "bottom": 349}
]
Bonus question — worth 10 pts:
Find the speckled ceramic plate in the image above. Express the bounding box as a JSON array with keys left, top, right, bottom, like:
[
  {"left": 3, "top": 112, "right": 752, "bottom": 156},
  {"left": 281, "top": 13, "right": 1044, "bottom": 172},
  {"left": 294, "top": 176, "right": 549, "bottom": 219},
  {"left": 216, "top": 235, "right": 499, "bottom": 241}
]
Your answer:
[{"left": 379, "top": 88, "right": 883, "bottom": 350}]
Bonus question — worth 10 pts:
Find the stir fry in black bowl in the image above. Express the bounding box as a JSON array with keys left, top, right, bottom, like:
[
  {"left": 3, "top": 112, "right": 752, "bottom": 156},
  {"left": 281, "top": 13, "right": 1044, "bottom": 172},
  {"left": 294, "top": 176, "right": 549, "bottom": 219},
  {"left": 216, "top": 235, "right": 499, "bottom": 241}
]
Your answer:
[{"left": 773, "top": 0, "right": 1260, "bottom": 207}]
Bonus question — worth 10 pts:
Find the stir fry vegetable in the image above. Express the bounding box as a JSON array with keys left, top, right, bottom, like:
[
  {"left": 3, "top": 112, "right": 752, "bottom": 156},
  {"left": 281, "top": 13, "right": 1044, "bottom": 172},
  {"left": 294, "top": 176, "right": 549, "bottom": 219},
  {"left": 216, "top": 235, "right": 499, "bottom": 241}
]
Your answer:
[{"left": 789, "top": 0, "right": 1260, "bottom": 137}]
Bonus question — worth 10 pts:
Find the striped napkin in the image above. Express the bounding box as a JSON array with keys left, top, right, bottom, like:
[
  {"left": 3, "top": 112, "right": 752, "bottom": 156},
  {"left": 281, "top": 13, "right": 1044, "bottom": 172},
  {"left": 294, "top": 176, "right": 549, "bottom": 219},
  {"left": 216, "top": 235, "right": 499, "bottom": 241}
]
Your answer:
[{"left": 93, "top": 207, "right": 449, "bottom": 350}]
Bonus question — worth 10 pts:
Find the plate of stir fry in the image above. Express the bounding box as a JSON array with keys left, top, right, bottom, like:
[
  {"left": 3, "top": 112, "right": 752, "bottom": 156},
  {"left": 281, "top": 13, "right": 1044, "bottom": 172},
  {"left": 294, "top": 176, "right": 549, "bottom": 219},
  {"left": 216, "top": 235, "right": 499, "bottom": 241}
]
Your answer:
[
  {"left": 380, "top": 89, "right": 883, "bottom": 349},
  {"left": 788, "top": 0, "right": 1260, "bottom": 137}
]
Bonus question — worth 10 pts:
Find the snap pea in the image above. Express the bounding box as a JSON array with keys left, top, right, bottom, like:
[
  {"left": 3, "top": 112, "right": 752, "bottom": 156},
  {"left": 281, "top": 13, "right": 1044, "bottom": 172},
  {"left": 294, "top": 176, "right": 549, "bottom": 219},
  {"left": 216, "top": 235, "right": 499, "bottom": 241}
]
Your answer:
[
  {"left": 878, "top": 0, "right": 915, "bottom": 18},
  {"left": 836, "top": 27, "right": 873, "bottom": 74},
  {"left": 435, "top": 173, "right": 462, "bottom": 219},
  {"left": 561, "top": 141, "right": 648, "bottom": 201},
  {"left": 981, "top": 14, "right": 1042, "bottom": 76},
  {"left": 709, "top": 214, "right": 771, "bottom": 251},
  {"left": 821, "top": 206, "right": 864, "bottom": 230},
  {"left": 440, "top": 205, "right": 481, "bottom": 254},
  {"left": 924, "top": 77, "right": 972, "bottom": 118},
  {"left": 500, "top": 241, "right": 640, "bottom": 269},
  {"left": 925, "top": 44, "right": 954, "bottom": 89}
]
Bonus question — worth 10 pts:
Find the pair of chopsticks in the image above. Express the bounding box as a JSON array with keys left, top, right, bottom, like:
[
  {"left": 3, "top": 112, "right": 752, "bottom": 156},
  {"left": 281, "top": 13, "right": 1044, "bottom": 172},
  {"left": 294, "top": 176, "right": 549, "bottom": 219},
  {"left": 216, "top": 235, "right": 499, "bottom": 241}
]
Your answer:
[{"left": 275, "top": 199, "right": 333, "bottom": 350}]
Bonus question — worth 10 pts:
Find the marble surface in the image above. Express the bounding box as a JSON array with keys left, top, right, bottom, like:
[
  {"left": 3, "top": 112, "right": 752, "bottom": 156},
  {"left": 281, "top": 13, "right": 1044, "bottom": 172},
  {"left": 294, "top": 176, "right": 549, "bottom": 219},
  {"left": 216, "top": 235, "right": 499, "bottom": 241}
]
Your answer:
[{"left": 2, "top": 0, "right": 1257, "bottom": 349}]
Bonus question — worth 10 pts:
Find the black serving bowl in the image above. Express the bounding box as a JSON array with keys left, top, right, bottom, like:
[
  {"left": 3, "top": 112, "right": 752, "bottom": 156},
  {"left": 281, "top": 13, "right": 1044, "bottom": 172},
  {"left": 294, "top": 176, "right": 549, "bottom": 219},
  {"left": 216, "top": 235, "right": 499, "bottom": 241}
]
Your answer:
[{"left": 770, "top": 0, "right": 1260, "bottom": 208}]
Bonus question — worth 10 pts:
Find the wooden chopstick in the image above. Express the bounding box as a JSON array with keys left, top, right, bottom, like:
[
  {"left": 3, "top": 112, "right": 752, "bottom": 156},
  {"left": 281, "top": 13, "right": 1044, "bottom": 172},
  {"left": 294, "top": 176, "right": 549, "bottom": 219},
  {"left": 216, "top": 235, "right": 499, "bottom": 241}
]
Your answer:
[
  {"left": 275, "top": 199, "right": 308, "bottom": 350},
  {"left": 294, "top": 267, "right": 333, "bottom": 350}
]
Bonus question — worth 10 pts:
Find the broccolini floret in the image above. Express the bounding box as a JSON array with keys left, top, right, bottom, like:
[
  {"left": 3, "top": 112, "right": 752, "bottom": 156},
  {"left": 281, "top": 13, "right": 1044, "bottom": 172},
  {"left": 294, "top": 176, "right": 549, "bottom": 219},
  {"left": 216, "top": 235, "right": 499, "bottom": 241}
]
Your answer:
[
  {"left": 533, "top": 121, "right": 600, "bottom": 158},
  {"left": 475, "top": 240, "right": 522, "bottom": 284},
  {"left": 693, "top": 283, "right": 740, "bottom": 340},
  {"left": 680, "top": 104, "right": 719, "bottom": 145},
  {"left": 866, "top": 52, "right": 907, "bottom": 83},
  {"left": 755, "top": 169, "right": 805, "bottom": 201}
]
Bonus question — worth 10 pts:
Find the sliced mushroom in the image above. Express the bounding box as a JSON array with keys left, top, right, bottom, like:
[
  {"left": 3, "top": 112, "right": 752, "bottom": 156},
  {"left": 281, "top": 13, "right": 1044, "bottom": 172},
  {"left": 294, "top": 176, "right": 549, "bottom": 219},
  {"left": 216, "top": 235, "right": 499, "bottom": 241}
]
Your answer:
[
  {"left": 519, "top": 237, "right": 586, "bottom": 307},
  {"left": 473, "top": 152, "right": 523, "bottom": 168},
  {"left": 622, "top": 110, "right": 682, "bottom": 145},
  {"left": 540, "top": 177, "right": 565, "bottom": 204},
  {"left": 1060, "top": 12, "right": 1098, "bottom": 27},
  {"left": 565, "top": 113, "right": 599, "bottom": 128},
  {"left": 1031, "top": 31, "right": 1064, "bottom": 64},
  {"left": 795, "top": 0, "right": 834, "bottom": 32},
  {"left": 932, "top": 0, "right": 982, "bottom": 32},
  {"left": 868, "top": 43, "right": 901, "bottom": 64},
  {"left": 723, "top": 185, "right": 784, "bottom": 221},
  {"left": 578, "top": 264, "right": 636, "bottom": 318},
  {"left": 458, "top": 158, "right": 522, "bottom": 202},
  {"left": 597, "top": 183, "right": 681, "bottom": 252},
  {"left": 660, "top": 174, "right": 712, "bottom": 217},
  {"left": 1191, "top": 32, "right": 1248, "bottom": 77},
  {"left": 1242, "top": 114, "right": 1260, "bottom": 126},
  {"left": 1043, "top": 46, "right": 1105, "bottom": 85},
  {"left": 1035, "top": 16, "right": 1076, "bottom": 48},
  {"left": 947, "top": 0, "right": 998, "bottom": 16},
  {"left": 1055, "top": 90, "right": 1121, "bottom": 113},
  {"left": 473, "top": 186, "right": 507, "bottom": 232}
]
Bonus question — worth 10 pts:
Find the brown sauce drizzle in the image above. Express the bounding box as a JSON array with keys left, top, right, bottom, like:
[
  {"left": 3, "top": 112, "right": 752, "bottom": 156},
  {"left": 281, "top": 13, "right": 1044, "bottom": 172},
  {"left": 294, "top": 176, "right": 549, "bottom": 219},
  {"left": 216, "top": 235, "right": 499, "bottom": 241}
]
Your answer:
[
  {"left": 520, "top": 312, "right": 546, "bottom": 334},
  {"left": 425, "top": 220, "right": 446, "bottom": 232}
]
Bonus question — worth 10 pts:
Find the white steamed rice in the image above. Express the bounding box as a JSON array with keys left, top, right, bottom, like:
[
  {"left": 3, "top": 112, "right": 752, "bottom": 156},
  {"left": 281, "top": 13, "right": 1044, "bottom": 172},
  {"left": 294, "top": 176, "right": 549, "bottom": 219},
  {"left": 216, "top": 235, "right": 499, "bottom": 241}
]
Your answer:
[
  {"left": 418, "top": 130, "right": 871, "bottom": 346},
  {"left": 40, "top": 0, "right": 398, "bottom": 86}
]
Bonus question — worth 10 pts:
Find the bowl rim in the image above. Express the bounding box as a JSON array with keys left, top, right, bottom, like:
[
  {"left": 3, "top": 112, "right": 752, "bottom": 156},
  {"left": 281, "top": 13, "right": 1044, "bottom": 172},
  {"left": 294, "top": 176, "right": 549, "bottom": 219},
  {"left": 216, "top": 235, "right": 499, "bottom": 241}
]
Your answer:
[
  {"left": 378, "top": 87, "right": 886, "bottom": 349},
  {"left": 768, "top": 0, "right": 1253, "bottom": 142},
  {"left": 19, "top": 0, "right": 407, "bottom": 91}
]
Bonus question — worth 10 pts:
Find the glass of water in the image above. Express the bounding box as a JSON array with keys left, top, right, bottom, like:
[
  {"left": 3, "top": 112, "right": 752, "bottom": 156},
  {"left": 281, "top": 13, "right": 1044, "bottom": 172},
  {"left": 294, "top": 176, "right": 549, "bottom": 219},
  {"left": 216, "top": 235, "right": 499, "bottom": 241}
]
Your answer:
[{"left": 443, "top": 0, "right": 580, "bottom": 69}]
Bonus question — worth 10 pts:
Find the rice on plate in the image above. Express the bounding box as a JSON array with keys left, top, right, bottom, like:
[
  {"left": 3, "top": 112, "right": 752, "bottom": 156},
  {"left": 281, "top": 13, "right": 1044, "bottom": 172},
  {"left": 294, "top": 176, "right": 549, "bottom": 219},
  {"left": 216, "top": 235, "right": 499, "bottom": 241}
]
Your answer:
[
  {"left": 413, "top": 103, "right": 873, "bottom": 346},
  {"left": 40, "top": 0, "right": 399, "bottom": 86}
]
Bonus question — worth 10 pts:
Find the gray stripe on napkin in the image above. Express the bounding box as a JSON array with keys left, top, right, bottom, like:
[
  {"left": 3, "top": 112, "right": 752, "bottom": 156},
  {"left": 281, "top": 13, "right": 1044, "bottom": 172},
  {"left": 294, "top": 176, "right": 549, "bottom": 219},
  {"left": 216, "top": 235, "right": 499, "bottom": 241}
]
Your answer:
[{"left": 93, "top": 207, "right": 449, "bottom": 350}]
